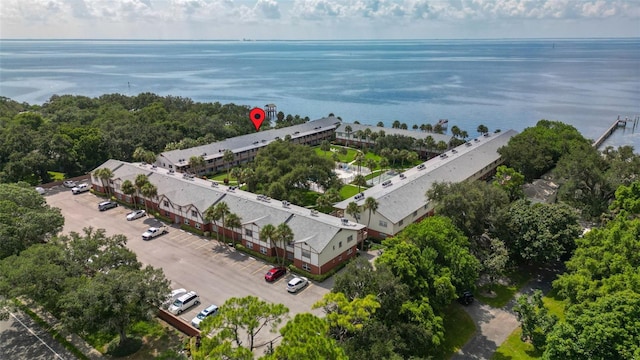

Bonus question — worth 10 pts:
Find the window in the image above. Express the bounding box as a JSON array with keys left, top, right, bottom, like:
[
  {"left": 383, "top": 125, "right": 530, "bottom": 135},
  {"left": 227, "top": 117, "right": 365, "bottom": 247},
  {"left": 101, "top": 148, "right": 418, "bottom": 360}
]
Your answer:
[
  {"left": 195, "top": 223, "right": 201, "bottom": 229},
  {"left": 302, "top": 263, "right": 311, "bottom": 271},
  {"left": 399, "top": 219, "right": 404, "bottom": 226},
  {"left": 184, "top": 218, "right": 189, "bottom": 225},
  {"left": 347, "top": 235, "right": 353, "bottom": 242},
  {"left": 191, "top": 210, "right": 197, "bottom": 217},
  {"left": 163, "top": 200, "right": 169, "bottom": 207},
  {"left": 260, "top": 247, "right": 267, "bottom": 254},
  {"left": 413, "top": 210, "right": 418, "bottom": 217},
  {"left": 245, "top": 229, "right": 253, "bottom": 237},
  {"left": 246, "top": 241, "right": 253, "bottom": 249},
  {"left": 287, "top": 252, "right": 294, "bottom": 260},
  {"left": 379, "top": 220, "right": 388, "bottom": 228},
  {"left": 339, "top": 241, "right": 343, "bottom": 248},
  {"left": 347, "top": 248, "right": 353, "bottom": 255},
  {"left": 169, "top": 165, "right": 173, "bottom": 168},
  {"left": 165, "top": 210, "right": 170, "bottom": 217},
  {"left": 302, "top": 250, "right": 311, "bottom": 259}
]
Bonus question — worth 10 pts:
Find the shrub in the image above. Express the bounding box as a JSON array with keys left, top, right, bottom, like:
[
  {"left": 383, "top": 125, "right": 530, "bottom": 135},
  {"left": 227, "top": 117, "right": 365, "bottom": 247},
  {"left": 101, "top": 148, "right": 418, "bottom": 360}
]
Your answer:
[
  {"left": 154, "top": 212, "right": 172, "bottom": 224},
  {"left": 180, "top": 224, "right": 204, "bottom": 236}
]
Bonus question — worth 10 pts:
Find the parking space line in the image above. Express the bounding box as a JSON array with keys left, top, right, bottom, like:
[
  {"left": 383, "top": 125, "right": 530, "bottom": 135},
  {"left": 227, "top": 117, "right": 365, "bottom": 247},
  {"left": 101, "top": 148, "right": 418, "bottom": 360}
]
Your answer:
[
  {"left": 251, "top": 264, "right": 269, "bottom": 275},
  {"left": 195, "top": 241, "right": 211, "bottom": 250}
]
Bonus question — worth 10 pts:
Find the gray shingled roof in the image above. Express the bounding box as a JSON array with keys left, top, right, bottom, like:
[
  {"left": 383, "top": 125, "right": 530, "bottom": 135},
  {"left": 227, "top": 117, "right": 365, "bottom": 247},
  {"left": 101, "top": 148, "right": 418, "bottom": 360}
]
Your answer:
[
  {"left": 335, "top": 130, "right": 518, "bottom": 223},
  {"left": 337, "top": 122, "right": 453, "bottom": 144},
  {"left": 159, "top": 117, "right": 340, "bottom": 165},
  {"left": 101, "top": 160, "right": 364, "bottom": 253}
]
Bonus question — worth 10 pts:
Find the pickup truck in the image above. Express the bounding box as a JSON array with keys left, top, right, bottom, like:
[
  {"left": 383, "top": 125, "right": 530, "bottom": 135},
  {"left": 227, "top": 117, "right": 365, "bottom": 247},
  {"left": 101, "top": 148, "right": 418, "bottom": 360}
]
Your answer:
[
  {"left": 71, "top": 183, "right": 90, "bottom": 194},
  {"left": 142, "top": 225, "right": 168, "bottom": 240}
]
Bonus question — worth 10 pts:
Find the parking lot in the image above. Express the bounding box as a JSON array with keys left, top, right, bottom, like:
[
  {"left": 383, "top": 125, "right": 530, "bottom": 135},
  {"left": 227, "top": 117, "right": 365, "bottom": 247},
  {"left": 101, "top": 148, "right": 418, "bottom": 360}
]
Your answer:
[{"left": 46, "top": 188, "right": 331, "bottom": 332}]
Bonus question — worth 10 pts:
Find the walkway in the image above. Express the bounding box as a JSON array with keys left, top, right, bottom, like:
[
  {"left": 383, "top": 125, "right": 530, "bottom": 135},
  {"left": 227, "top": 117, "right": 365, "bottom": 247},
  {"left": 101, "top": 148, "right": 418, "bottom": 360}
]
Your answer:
[{"left": 452, "top": 266, "right": 561, "bottom": 359}]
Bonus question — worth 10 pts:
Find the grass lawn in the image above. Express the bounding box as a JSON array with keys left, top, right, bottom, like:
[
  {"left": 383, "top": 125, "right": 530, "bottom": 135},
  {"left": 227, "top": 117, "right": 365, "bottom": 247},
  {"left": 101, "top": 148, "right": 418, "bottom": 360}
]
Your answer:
[
  {"left": 208, "top": 172, "right": 238, "bottom": 184},
  {"left": 435, "top": 303, "right": 477, "bottom": 358},
  {"left": 314, "top": 146, "right": 359, "bottom": 163},
  {"left": 86, "top": 319, "right": 185, "bottom": 359},
  {"left": 339, "top": 185, "right": 360, "bottom": 199},
  {"left": 492, "top": 328, "right": 542, "bottom": 360},
  {"left": 48, "top": 171, "right": 65, "bottom": 181},
  {"left": 476, "top": 269, "right": 533, "bottom": 308}
]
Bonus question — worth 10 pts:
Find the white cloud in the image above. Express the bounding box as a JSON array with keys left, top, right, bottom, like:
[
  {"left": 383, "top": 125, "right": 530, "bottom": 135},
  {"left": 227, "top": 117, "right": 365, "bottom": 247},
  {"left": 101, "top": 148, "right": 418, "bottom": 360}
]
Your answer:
[{"left": 255, "top": 0, "right": 281, "bottom": 19}]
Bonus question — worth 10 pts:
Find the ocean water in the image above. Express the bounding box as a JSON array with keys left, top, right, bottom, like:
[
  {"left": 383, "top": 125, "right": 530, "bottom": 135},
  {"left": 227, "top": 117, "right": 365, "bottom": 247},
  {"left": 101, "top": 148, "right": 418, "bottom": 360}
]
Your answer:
[{"left": 1, "top": 39, "right": 639, "bottom": 149}]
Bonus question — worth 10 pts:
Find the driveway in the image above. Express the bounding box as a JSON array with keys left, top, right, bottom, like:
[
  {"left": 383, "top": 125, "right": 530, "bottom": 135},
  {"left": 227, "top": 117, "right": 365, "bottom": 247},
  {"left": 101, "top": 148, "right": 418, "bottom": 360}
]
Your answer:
[
  {"left": 452, "top": 266, "right": 561, "bottom": 359},
  {"left": 45, "top": 189, "right": 331, "bottom": 351}
]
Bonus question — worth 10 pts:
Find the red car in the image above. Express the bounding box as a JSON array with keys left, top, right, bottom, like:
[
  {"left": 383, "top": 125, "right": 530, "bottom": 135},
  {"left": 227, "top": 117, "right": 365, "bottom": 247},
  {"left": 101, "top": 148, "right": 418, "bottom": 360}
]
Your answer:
[{"left": 265, "top": 267, "right": 287, "bottom": 282}]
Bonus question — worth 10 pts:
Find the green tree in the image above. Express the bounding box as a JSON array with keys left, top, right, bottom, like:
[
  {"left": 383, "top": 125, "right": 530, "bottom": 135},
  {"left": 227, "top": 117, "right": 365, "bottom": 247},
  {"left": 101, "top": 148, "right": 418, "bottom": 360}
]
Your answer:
[
  {"left": 513, "top": 290, "right": 557, "bottom": 351},
  {"left": 609, "top": 180, "right": 640, "bottom": 219},
  {"left": 344, "top": 125, "right": 353, "bottom": 147},
  {"left": 140, "top": 181, "right": 158, "bottom": 214},
  {"left": 313, "top": 292, "right": 381, "bottom": 342},
  {"left": 199, "top": 296, "right": 289, "bottom": 353},
  {"left": 426, "top": 180, "right": 509, "bottom": 237},
  {"left": 189, "top": 155, "right": 206, "bottom": 175},
  {"left": 492, "top": 165, "right": 525, "bottom": 201},
  {"left": 230, "top": 167, "right": 242, "bottom": 185},
  {"left": 353, "top": 174, "right": 367, "bottom": 193},
  {"left": 225, "top": 212, "right": 242, "bottom": 248},
  {"left": 267, "top": 313, "right": 347, "bottom": 360},
  {"left": 378, "top": 157, "right": 389, "bottom": 184},
  {"left": 212, "top": 201, "right": 230, "bottom": 243},
  {"left": 275, "top": 223, "right": 294, "bottom": 266},
  {"left": 363, "top": 196, "right": 378, "bottom": 229},
  {"left": 496, "top": 199, "right": 581, "bottom": 264},
  {"left": 477, "top": 124, "right": 488, "bottom": 135},
  {"left": 345, "top": 201, "right": 361, "bottom": 223},
  {"left": 93, "top": 167, "right": 114, "bottom": 196},
  {"left": 260, "top": 224, "right": 279, "bottom": 264},
  {"left": 134, "top": 173, "right": 149, "bottom": 209},
  {"left": 320, "top": 140, "right": 331, "bottom": 156},
  {"left": 121, "top": 179, "right": 136, "bottom": 207},
  {"left": 223, "top": 149, "right": 234, "bottom": 181},
  {"left": 376, "top": 121, "right": 384, "bottom": 127},
  {"left": 0, "top": 182, "right": 64, "bottom": 259}
]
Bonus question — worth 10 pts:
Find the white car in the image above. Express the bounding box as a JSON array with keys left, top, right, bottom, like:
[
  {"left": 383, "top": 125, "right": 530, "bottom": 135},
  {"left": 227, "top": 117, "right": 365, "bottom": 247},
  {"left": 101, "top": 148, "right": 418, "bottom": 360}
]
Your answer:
[
  {"left": 162, "top": 288, "right": 187, "bottom": 309},
  {"left": 35, "top": 187, "right": 46, "bottom": 195},
  {"left": 126, "top": 210, "right": 146, "bottom": 221},
  {"left": 142, "top": 225, "right": 168, "bottom": 240},
  {"left": 287, "top": 277, "right": 309, "bottom": 293},
  {"left": 63, "top": 180, "right": 77, "bottom": 188},
  {"left": 191, "top": 304, "right": 219, "bottom": 329}
]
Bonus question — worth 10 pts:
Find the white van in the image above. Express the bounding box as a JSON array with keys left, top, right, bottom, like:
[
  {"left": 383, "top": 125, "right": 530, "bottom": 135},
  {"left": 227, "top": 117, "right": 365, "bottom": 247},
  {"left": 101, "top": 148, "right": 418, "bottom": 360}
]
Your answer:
[{"left": 168, "top": 291, "right": 200, "bottom": 315}]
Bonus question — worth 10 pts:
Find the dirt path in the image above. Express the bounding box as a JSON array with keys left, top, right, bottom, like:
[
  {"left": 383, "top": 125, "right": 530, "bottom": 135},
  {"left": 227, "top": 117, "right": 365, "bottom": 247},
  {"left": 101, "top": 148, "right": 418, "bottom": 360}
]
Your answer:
[{"left": 451, "top": 266, "right": 562, "bottom": 359}]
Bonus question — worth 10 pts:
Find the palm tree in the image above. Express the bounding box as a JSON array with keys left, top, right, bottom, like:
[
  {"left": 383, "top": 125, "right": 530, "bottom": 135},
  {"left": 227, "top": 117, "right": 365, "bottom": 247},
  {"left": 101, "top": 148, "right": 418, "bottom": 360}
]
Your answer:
[
  {"left": 400, "top": 123, "right": 408, "bottom": 130},
  {"left": 214, "top": 201, "right": 230, "bottom": 243},
  {"left": 391, "top": 149, "right": 400, "bottom": 168},
  {"left": 260, "top": 224, "right": 279, "bottom": 264},
  {"left": 203, "top": 204, "right": 218, "bottom": 240},
  {"left": 354, "top": 130, "right": 363, "bottom": 149},
  {"left": 378, "top": 158, "right": 389, "bottom": 184},
  {"left": 241, "top": 168, "right": 256, "bottom": 191},
  {"left": 344, "top": 125, "right": 352, "bottom": 147},
  {"left": 354, "top": 152, "right": 365, "bottom": 174},
  {"left": 425, "top": 123, "right": 433, "bottom": 133},
  {"left": 230, "top": 167, "right": 242, "bottom": 185},
  {"left": 392, "top": 120, "right": 401, "bottom": 129},
  {"left": 363, "top": 128, "right": 372, "bottom": 149},
  {"left": 477, "top": 124, "right": 489, "bottom": 135},
  {"left": 451, "top": 125, "right": 461, "bottom": 138},
  {"left": 399, "top": 149, "right": 409, "bottom": 168},
  {"left": 425, "top": 136, "right": 436, "bottom": 158},
  {"left": 366, "top": 158, "right": 377, "bottom": 174},
  {"left": 363, "top": 197, "right": 378, "bottom": 250},
  {"left": 94, "top": 167, "right": 114, "bottom": 197},
  {"left": 376, "top": 121, "right": 384, "bottom": 127},
  {"left": 189, "top": 155, "right": 205, "bottom": 175},
  {"left": 353, "top": 174, "right": 367, "bottom": 193},
  {"left": 133, "top": 146, "right": 148, "bottom": 163},
  {"left": 134, "top": 174, "right": 149, "bottom": 209},
  {"left": 415, "top": 138, "right": 425, "bottom": 158},
  {"left": 121, "top": 180, "right": 136, "bottom": 206},
  {"left": 223, "top": 149, "right": 234, "bottom": 181},
  {"left": 345, "top": 201, "right": 361, "bottom": 223},
  {"left": 140, "top": 182, "right": 157, "bottom": 214},
  {"left": 320, "top": 140, "right": 331, "bottom": 156},
  {"left": 315, "top": 195, "right": 332, "bottom": 213},
  {"left": 460, "top": 130, "right": 469, "bottom": 140},
  {"left": 331, "top": 152, "right": 340, "bottom": 164},
  {"left": 275, "top": 223, "right": 294, "bottom": 266},
  {"left": 324, "top": 188, "right": 341, "bottom": 203},
  {"left": 412, "top": 124, "right": 419, "bottom": 130},
  {"left": 436, "top": 140, "right": 448, "bottom": 153},
  {"left": 407, "top": 151, "right": 418, "bottom": 167},
  {"left": 225, "top": 212, "right": 242, "bottom": 248}
]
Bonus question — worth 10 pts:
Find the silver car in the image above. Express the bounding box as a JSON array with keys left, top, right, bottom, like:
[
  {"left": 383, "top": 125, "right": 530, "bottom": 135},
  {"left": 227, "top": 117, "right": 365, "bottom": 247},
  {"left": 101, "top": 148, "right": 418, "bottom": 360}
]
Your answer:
[
  {"left": 286, "top": 277, "right": 309, "bottom": 293},
  {"left": 126, "top": 210, "right": 146, "bottom": 221},
  {"left": 191, "top": 304, "right": 219, "bottom": 329}
]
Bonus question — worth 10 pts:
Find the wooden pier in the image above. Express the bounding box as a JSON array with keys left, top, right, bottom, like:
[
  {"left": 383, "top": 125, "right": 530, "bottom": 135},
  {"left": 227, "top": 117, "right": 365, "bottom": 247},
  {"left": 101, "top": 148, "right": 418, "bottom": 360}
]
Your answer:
[{"left": 593, "top": 115, "right": 639, "bottom": 149}]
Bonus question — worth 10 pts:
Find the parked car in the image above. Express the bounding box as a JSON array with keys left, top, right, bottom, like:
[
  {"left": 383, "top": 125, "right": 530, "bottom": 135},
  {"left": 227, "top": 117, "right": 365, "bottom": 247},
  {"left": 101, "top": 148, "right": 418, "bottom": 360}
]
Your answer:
[
  {"left": 71, "top": 183, "right": 90, "bottom": 194},
  {"left": 191, "top": 304, "right": 219, "bottom": 329},
  {"left": 168, "top": 291, "right": 200, "bottom": 315},
  {"left": 98, "top": 201, "right": 118, "bottom": 211},
  {"left": 287, "top": 277, "right": 309, "bottom": 293},
  {"left": 126, "top": 209, "right": 146, "bottom": 221},
  {"left": 162, "top": 288, "right": 187, "bottom": 309},
  {"left": 457, "top": 291, "right": 474, "bottom": 306},
  {"left": 265, "top": 266, "right": 287, "bottom": 282},
  {"left": 142, "top": 225, "right": 168, "bottom": 240},
  {"left": 63, "top": 180, "right": 77, "bottom": 188},
  {"left": 35, "top": 187, "right": 45, "bottom": 195}
]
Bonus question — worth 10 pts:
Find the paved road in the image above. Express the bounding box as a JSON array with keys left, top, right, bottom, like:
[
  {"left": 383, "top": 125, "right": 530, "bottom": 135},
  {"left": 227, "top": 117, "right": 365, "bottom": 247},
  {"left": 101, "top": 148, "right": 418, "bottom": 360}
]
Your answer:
[
  {"left": 0, "top": 309, "right": 77, "bottom": 360},
  {"left": 46, "top": 188, "right": 332, "bottom": 353},
  {"left": 452, "top": 267, "right": 561, "bottom": 360}
]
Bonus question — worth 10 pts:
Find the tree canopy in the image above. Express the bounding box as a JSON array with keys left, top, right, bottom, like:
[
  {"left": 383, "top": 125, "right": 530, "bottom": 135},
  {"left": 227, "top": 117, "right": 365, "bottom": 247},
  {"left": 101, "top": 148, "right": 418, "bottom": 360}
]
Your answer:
[{"left": 0, "top": 182, "right": 64, "bottom": 259}]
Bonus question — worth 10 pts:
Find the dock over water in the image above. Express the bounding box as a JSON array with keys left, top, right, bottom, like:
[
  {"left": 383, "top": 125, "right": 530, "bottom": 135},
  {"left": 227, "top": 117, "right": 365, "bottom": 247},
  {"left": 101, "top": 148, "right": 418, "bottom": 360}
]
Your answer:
[{"left": 593, "top": 115, "right": 639, "bottom": 149}]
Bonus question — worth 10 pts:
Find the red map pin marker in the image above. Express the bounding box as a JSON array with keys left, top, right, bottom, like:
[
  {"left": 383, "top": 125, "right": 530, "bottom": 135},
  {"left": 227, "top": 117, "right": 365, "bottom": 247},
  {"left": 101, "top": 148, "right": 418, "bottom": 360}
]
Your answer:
[{"left": 250, "top": 107, "right": 266, "bottom": 131}]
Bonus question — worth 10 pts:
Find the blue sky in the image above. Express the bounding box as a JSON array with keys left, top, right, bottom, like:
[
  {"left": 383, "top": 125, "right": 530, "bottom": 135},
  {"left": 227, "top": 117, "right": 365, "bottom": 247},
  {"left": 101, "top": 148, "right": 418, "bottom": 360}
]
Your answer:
[{"left": 1, "top": 0, "right": 639, "bottom": 39}]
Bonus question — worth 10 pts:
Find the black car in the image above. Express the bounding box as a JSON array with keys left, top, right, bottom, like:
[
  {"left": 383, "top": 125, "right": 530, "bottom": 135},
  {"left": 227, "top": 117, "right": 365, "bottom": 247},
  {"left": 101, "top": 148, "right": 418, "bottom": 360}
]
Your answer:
[{"left": 457, "top": 291, "right": 474, "bottom": 305}]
